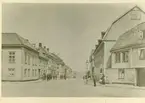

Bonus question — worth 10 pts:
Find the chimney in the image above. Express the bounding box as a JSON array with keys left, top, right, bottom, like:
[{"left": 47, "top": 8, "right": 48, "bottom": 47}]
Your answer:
[
  {"left": 98, "top": 39, "right": 102, "bottom": 45},
  {"left": 44, "top": 46, "right": 46, "bottom": 49},
  {"left": 47, "top": 48, "right": 49, "bottom": 52},
  {"left": 39, "top": 43, "right": 42, "bottom": 47},
  {"left": 95, "top": 45, "right": 98, "bottom": 48},
  {"left": 101, "top": 31, "right": 106, "bottom": 39}
]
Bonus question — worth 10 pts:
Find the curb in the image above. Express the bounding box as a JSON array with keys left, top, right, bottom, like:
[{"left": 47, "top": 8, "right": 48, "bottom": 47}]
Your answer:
[{"left": 86, "top": 80, "right": 145, "bottom": 90}]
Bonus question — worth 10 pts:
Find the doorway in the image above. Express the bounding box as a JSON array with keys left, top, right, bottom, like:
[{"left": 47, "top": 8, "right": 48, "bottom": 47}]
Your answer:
[{"left": 136, "top": 68, "right": 145, "bottom": 87}]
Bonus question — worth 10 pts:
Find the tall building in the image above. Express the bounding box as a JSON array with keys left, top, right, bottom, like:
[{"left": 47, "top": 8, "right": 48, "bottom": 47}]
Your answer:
[{"left": 91, "top": 5, "right": 145, "bottom": 82}]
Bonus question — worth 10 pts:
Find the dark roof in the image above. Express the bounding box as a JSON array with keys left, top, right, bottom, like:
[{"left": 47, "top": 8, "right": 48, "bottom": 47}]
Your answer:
[
  {"left": 2, "top": 33, "right": 38, "bottom": 52},
  {"left": 103, "top": 5, "right": 145, "bottom": 40},
  {"left": 51, "top": 53, "right": 64, "bottom": 65},
  {"left": 37, "top": 47, "right": 49, "bottom": 60},
  {"left": 111, "top": 22, "right": 145, "bottom": 51}
]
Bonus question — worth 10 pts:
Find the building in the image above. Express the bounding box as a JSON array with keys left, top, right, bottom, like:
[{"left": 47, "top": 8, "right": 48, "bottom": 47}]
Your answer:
[
  {"left": 2, "top": 33, "right": 39, "bottom": 81},
  {"left": 107, "top": 22, "right": 145, "bottom": 86},
  {"left": 37, "top": 43, "right": 49, "bottom": 79},
  {"left": 91, "top": 5, "right": 145, "bottom": 82},
  {"left": 51, "top": 53, "right": 65, "bottom": 79},
  {"left": 64, "top": 65, "right": 73, "bottom": 79}
]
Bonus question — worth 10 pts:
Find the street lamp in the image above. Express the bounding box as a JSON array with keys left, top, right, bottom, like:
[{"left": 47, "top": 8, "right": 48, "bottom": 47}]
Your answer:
[
  {"left": 91, "top": 55, "right": 96, "bottom": 87},
  {"left": 86, "top": 60, "right": 89, "bottom": 70}
]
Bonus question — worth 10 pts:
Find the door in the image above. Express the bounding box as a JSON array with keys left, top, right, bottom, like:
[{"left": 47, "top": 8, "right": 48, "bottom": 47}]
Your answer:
[
  {"left": 38, "top": 69, "right": 41, "bottom": 78},
  {"left": 137, "top": 68, "right": 145, "bottom": 87}
]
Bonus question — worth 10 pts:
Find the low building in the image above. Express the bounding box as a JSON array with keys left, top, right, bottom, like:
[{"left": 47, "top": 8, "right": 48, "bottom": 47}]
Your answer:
[
  {"left": 2, "top": 33, "right": 39, "bottom": 81},
  {"left": 107, "top": 22, "right": 145, "bottom": 86}
]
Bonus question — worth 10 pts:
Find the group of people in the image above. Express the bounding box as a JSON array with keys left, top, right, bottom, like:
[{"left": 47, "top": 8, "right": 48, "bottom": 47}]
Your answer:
[
  {"left": 41, "top": 73, "right": 57, "bottom": 81},
  {"left": 41, "top": 73, "right": 68, "bottom": 81}
]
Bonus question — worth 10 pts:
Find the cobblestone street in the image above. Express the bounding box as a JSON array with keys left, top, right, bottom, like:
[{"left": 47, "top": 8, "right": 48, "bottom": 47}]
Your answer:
[{"left": 2, "top": 79, "right": 145, "bottom": 97}]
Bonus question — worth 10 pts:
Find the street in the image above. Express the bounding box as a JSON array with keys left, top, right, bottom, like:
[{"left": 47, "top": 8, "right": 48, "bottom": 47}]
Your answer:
[{"left": 2, "top": 79, "right": 145, "bottom": 97}]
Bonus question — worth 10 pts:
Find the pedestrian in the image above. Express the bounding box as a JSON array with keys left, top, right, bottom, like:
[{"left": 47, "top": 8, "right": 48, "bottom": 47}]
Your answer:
[
  {"left": 92, "top": 67, "right": 96, "bottom": 87},
  {"left": 101, "top": 74, "right": 105, "bottom": 85}
]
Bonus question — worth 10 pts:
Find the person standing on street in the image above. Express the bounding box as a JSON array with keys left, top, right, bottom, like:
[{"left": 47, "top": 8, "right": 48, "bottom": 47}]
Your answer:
[
  {"left": 101, "top": 73, "right": 105, "bottom": 85},
  {"left": 92, "top": 67, "right": 96, "bottom": 87}
]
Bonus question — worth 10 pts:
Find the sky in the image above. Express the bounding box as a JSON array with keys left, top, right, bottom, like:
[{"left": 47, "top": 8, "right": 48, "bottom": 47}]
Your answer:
[{"left": 2, "top": 3, "right": 144, "bottom": 72}]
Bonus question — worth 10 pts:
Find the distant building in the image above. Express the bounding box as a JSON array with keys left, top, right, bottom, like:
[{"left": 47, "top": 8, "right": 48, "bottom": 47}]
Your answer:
[
  {"left": 37, "top": 43, "right": 49, "bottom": 78},
  {"left": 92, "top": 5, "right": 145, "bottom": 82},
  {"left": 50, "top": 53, "right": 65, "bottom": 79},
  {"left": 2, "top": 33, "right": 39, "bottom": 81},
  {"left": 108, "top": 22, "right": 145, "bottom": 86}
]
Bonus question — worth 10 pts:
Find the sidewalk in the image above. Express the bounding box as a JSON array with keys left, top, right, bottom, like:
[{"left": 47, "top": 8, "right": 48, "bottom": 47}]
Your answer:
[{"left": 87, "top": 80, "right": 145, "bottom": 90}]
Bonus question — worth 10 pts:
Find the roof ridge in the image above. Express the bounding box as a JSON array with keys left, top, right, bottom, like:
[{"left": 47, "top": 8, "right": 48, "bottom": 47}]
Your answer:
[
  {"left": 15, "top": 33, "right": 23, "bottom": 45},
  {"left": 116, "top": 22, "right": 145, "bottom": 39},
  {"left": 103, "top": 5, "right": 145, "bottom": 40},
  {"left": 112, "top": 5, "right": 144, "bottom": 25},
  {"left": 111, "top": 22, "right": 145, "bottom": 51}
]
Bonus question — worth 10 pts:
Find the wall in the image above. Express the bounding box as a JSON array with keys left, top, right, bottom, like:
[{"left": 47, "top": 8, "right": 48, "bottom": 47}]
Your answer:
[
  {"left": 93, "top": 43, "right": 104, "bottom": 81},
  {"left": 104, "top": 8, "right": 145, "bottom": 40},
  {"left": 103, "top": 8, "right": 145, "bottom": 70},
  {"left": 21, "top": 47, "right": 39, "bottom": 80},
  {"left": 106, "top": 68, "right": 136, "bottom": 84},
  {"left": 111, "top": 49, "right": 131, "bottom": 68},
  {"left": 132, "top": 47, "right": 145, "bottom": 68},
  {"left": 104, "top": 41, "right": 116, "bottom": 69},
  {"left": 2, "top": 48, "right": 22, "bottom": 81}
]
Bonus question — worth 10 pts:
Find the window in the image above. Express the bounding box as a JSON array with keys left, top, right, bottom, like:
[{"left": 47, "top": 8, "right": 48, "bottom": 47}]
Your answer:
[
  {"left": 35, "top": 57, "right": 37, "bottom": 66},
  {"left": 140, "top": 49, "right": 145, "bottom": 60},
  {"left": 122, "top": 51, "right": 129, "bottom": 62},
  {"left": 130, "top": 9, "right": 141, "bottom": 20},
  {"left": 25, "top": 52, "right": 27, "bottom": 64},
  {"left": 24, "top": 69, "right": 27, "bottom": 77},
  {"left": 8, "top": 68, "right": 15, "bottom": 76},
  {"left": 9, "top": 51, "right": 15, "bottom": 63},
  {"left": 32, "top": 69, "right": 34, "bottom": 76},
  {"left": 28, "top": 69, "right": 30, "bottom": 77},
  {"left": 32, "top": 56, "right": 34, "bottom": 66},
  {"left": 28, "top": 55, "right": 30, "bottom": 65},
  {"left": 118, "top": 69, "right": 125, "bottom": 79},
  {"left": 35, "top": 69, "right": 37, "bottom": 76},
  {"left": 115, "top": 52, "right": 120, "bottom": 63}
]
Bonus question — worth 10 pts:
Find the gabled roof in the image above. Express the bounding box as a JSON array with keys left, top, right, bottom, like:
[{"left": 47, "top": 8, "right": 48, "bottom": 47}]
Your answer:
[
  {"left": 103, "top": 5, "right": 145, "bottom": 40},
  {"left": 111, "top": 22, "right": 145, "bottom": 52},
  {"left": 2, "top": 33, "right": 38, "bottom": 52}
]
